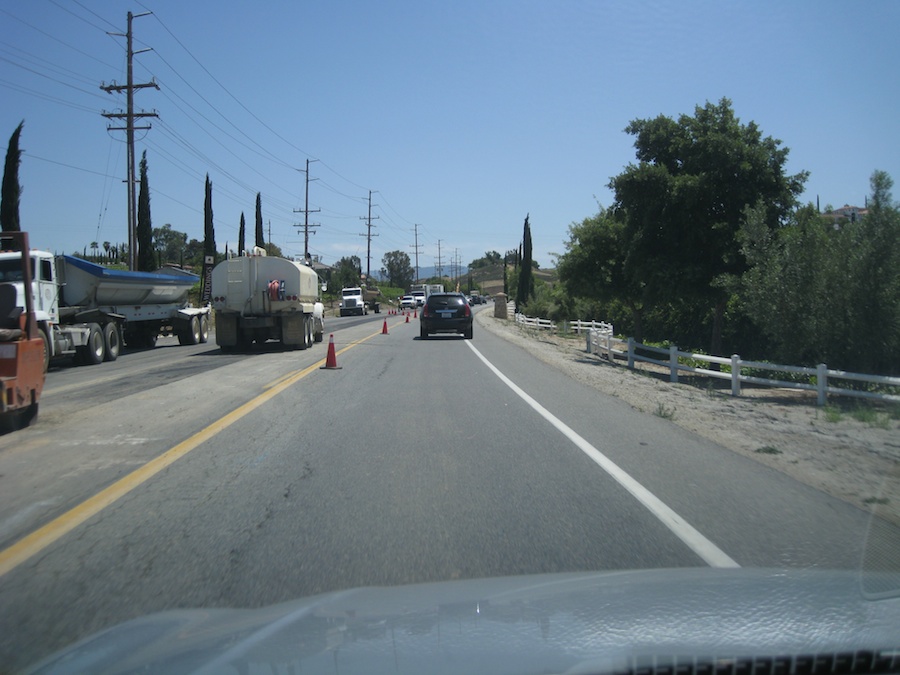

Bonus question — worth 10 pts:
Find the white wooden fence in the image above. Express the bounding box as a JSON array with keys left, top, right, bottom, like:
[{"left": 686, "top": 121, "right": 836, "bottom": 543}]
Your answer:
[
  {"left": 515, "top": 312, "right": 556, "bottom": 330},
  {"left": 586, "top": 329, "right": 900, "bottom": 406}
]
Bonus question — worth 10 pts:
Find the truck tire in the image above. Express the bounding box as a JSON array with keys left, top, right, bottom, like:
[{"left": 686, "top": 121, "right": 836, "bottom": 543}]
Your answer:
[
  {"left": 38, "top": 328, "right": 50, "bottom": 373},
  {"left": 179, "top": 316, "right": 201, "bottom": 345},
  {"left": 78, "top": 323, "right": 105, "bottom": 365},
  {"left": 199, "top": 315, "right": 209, "bottom": 343},
  {"left": 0, "top": 403, "right": 37, "bottom": 434},
  {"left": 103, "top": 322, "right": 121, "bottom": 361}
]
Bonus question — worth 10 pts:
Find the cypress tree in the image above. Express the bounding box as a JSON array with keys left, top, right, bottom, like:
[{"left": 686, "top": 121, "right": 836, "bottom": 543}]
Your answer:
[
  {"left": 1, "top": 121, "right": 24, "bottom": 232},
  {"left": 255, "top": 192, "right": 264, "bottom": 248},
  {"left": 516, "top": 214, "right": 534, "bottom": 310},
  {"left": 136, "top": 151, "right": 155, "bottom": 271}
]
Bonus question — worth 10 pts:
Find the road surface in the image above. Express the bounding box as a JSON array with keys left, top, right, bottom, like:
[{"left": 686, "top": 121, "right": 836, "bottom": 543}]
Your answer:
[{"left": 0, "top": 308, "right": 888, "bottom": 670}]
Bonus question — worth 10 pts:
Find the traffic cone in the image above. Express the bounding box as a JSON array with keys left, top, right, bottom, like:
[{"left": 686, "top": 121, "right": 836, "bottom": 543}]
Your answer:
[
  {"left": 382, "top": 319, "right": 389, "bottom": 334},
  {"left": 320, "top": 334, "right": 342, "bottom": 370},
  {"left": 413, "top": 309, "right": 417, "bottom": 318},
  {"left": 405, "top": 313, "right": 410, "bottom": 323}
]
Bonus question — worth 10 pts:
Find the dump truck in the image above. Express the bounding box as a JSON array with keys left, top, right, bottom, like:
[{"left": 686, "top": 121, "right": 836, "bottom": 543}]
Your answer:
[
  {"left": 0, "top": 232, "right": 45, "bottom": 431},
  {"left": 211, "top": 247, "right": 324, "bottom": 350},
  {"left": 339, "top": 285, "right": 380, "bottom": 316},
  {"left": 0, "top": 247, "right": 211, "bottom": 369}
]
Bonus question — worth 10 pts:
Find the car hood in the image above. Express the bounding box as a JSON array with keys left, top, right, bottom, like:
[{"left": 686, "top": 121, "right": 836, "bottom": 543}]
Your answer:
[{"left": 25, "top": 568, "right": 900, "bottom": 675}]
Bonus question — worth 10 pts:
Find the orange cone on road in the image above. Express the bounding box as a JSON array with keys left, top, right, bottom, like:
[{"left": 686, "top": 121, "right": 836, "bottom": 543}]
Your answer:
[
  {"left": 382, "top": 318, "right": 389, "bottom": 334},
  {"left": 405, "top": 313, "right": 410, "bottom": 323},
  {"left": 320, "top": 334, "right": 342, "bottom": 370},
  {"left": 413, "top": 309, "right": 417, "bottom": 318}
]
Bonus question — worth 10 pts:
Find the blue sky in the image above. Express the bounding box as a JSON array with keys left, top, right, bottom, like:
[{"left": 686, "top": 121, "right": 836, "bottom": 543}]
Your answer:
[{"left": 2, "top": 1, "right": 898, "bottom": 271}]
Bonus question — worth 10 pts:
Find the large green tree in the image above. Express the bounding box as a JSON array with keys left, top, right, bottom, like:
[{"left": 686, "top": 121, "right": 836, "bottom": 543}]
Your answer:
[
  {"left": 557, "top": 207, "right": 648, "bottom": 340},
  {"left": 136, "top": 151, "right": 155, "bottom": 271},
  {"left": 740, "top": 172, "right": 900, "bottom": 374},
  {"left": 610, "top": 98, "right": 807, "bottom": 353},
  {"left": 152, "top": 223, "right": 188, "bottom": 266},
  {"left": 381, "top": 250, "right": 414, "bottom": 289},
  {"left": 1, "top": 121, "right": 23, "bottom": 232},
  {"left": 333, "top": 255, "right": 362, "bottom": 291}
]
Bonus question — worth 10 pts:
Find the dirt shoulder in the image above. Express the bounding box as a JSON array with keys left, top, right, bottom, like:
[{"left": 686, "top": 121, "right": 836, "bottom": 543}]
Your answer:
[{"left": 475, "top": 309, "right": 900, "bottom": 525}]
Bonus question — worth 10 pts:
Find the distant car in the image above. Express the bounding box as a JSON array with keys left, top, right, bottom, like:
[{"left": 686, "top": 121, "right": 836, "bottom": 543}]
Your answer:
[
  {"left": 400, "top": 295, "right": 417, "bottom": 310},
  {"left": 470, "top": 293, "right": 483, "bottom": 305},
  {"left": 411, "top": 291, "right": 426, "bottom": 307},
  {"left": 420, "top": 292, "right": 473, "bottom": 339}
]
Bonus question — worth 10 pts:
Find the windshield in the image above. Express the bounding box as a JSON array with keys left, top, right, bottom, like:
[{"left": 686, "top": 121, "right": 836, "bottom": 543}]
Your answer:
[{"left": 1, "top": 2, "right": 898, "bottom": 673}]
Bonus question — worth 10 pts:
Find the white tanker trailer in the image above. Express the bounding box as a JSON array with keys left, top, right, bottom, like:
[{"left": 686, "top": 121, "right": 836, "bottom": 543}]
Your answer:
[{"left": 211, "top": 248, "right": 324, "bottom": 351}]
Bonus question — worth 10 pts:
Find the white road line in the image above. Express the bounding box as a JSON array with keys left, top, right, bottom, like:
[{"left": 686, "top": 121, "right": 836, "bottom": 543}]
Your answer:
[{"left": 465, "top": 341, "right": 740, "bottom": 569}]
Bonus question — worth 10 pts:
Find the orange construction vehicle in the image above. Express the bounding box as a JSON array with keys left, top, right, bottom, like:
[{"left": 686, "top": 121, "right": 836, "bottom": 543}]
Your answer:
[{"left": 0, "top": 231, "right": 45, "bottom": 431}]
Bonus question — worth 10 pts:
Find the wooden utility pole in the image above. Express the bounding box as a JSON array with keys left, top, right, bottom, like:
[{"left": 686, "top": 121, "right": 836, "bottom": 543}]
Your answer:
[
  {"left": 101, "top": 11, "right": 158, "bottom": 271},
  {"left": 359, "top": 190, "right": 379, "bottom": 279},
  {"left": 294, "top": 159, "right": 320, "bottom": 260},
  {"left": 410, "top": 224, "right": 422, "bottom": 283}
]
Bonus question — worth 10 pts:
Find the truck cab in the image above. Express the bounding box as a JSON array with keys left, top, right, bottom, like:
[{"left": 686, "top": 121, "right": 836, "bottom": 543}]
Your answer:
[
  {"left": 339, "top": 287, "right": 367, "bottom": 317},
  {"left": 0, "top": 249, "right": 60, "bottom": 327}
]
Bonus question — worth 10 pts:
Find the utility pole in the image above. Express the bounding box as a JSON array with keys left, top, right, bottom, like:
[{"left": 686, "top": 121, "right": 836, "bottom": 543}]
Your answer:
[
  {"left": 293, "top": 159, "right": 320, "bottom": 260},
  {"left": 359, "top": 190, "right": 379, "bottom": 280},
  {"left": 410, "top": 224, "right": 422, "bottom": 283},
  {"left": 101, "top": 11, "right": 158, "bottom": 271},
  {"left": 435, "top": 239, "right": 444, "bottom": 280}
]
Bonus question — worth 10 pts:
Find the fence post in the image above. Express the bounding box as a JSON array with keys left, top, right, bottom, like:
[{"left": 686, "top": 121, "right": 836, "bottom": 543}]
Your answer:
[
  {"left": 731, "top": 354, "right": 741, "bottom": 397},
  {"left": 606, "top": 331, "right": 612, "bottom": 360},
  {"left": 627, "top": 337, "right": 634, "bottom": 370},
  {"left": 817, "top": 363, "right": 827, "bottom": 406},
  {"left": 669, "top": 345, "right": 679, "bottom": 383},
  {"left": 586, "top": 329, "right": 592, "bottom": 354}
]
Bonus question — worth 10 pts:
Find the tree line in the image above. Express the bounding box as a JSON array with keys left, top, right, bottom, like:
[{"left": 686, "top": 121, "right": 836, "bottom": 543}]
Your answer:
[{"left": 537, "top": 98, "right": 898, "bottom": 376}]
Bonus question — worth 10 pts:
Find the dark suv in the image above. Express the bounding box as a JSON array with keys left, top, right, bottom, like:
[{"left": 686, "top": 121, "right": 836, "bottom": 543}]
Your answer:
[{"left": 420, "top": 293, "right": 473, "bottom": 339}]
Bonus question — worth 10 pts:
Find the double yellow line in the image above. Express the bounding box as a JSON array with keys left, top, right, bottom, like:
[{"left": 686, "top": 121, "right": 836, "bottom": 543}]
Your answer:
[{"left": 0, "top": 327, "right": 390, "bottom": 579}]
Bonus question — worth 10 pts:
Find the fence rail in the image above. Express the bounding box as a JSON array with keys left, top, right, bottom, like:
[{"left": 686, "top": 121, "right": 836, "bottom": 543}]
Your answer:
[
  {"left": 584, "top": 330, "right": 900, "bottom": 406},
  {"left": 515, "top": 312, "right": 556, "bottom": 330}
]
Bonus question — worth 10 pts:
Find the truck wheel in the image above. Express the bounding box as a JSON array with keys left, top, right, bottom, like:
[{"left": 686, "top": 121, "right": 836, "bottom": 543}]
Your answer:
[
  {"left": 79, "top": 323, "right": 105, "bottom": 365},
  {"left": 103, "top": 323, "right": 121, "bottom": 361},
  {"left": 179, "top": 316, "right": 201, "bottom": 345},
  {"left": 306, "top": 316, "right": 314, "bottom": 348},
  {"left": 39, "top": 328, "right": 50, "bottom": 373},
  {"left": 199, "top": 315, "right": 209, "bottom": 343}
]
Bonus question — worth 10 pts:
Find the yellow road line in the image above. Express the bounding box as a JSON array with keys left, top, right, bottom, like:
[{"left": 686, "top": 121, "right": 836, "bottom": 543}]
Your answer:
[{"left": 0, "top": 326, "right": 388, "bottom": 579}]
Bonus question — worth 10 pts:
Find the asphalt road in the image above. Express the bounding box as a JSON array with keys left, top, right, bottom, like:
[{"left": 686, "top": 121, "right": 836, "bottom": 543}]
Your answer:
[{"left": 0, "top": 307, "right": 888, "bottom": 670}]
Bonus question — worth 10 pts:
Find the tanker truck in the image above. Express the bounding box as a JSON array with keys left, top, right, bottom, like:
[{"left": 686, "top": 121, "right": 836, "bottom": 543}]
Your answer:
[
  {"left": 211, "top": 248, "right": 324, "bottom": 351},
  {"left": 0, "top": 247, "right": 211, "bottom": 369}
]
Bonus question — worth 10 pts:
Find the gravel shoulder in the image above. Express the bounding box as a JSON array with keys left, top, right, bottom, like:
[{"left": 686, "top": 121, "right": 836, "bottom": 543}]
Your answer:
[{"left": 476, "top": 309, "right": 900, "bottom": 526}]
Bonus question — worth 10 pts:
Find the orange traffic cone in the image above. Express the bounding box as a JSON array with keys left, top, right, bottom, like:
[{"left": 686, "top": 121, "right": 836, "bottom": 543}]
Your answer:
[
  {"left": 413, "top": 309, "right": 417, "bottom": 318},
  {"left": 405, "top": 313, "right": 409, "bottom": 323},
  {"left": 319, "top": 334, "right": 342, "bottom": 370},
  {"left": 382, "top": 319, "right": 389, "bottom": 334}
]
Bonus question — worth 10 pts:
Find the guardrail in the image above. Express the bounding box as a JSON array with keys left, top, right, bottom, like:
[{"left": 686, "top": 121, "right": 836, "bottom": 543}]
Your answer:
[{"left": 585, "top": 329, "right": 900, "bottom": 405}]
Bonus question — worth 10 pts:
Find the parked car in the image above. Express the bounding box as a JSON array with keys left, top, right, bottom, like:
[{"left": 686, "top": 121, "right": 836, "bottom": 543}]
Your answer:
[
  {"left": 400, "top": 295, "right": 417, "bottom": 310},
  {"left": 420, "top": 292, "right": 473, "bottom": 339}
]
